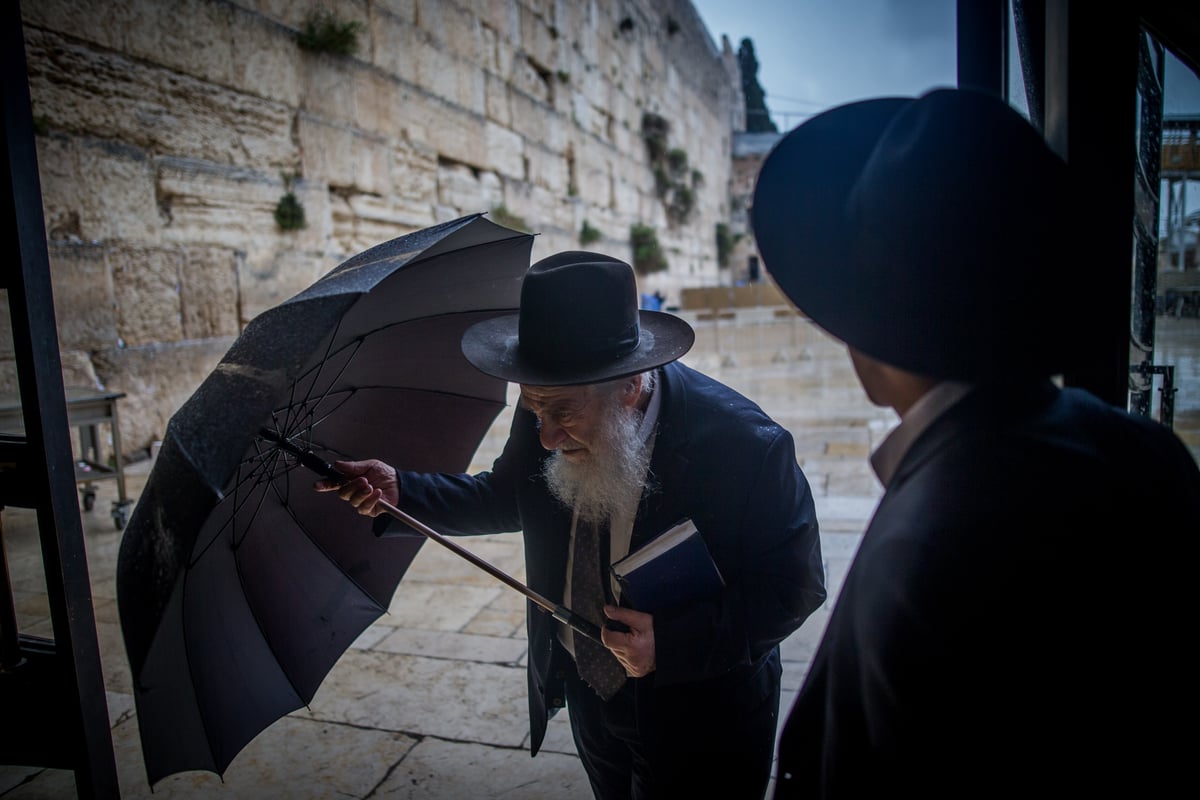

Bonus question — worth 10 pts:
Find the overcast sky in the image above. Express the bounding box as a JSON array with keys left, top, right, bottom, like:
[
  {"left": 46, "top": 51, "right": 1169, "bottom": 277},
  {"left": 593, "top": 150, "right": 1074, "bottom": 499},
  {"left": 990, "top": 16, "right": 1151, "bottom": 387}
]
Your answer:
[{"left": 691, "top": 0, "right": 1200, "bottom": 132}]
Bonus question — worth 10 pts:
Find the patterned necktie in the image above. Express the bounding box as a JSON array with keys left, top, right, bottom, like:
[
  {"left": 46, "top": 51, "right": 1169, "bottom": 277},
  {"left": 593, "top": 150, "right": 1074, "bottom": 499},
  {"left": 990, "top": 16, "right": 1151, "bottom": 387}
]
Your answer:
[{"left": 571, "top": 516, "right": 627, "bottom": 700}]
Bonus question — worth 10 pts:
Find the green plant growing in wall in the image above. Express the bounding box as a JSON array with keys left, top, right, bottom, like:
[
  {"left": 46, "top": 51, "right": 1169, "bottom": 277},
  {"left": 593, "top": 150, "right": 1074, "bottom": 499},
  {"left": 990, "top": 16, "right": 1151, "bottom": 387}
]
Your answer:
[
  {"left": 490, "top": 204, "right": 530, "bottom": 232},
  {"left": 641, "top": 113, "right": 670, "bottom": 163},
  {"left": 580, "top": 219, "right": 602, "bottom": 246},
  {"left": 715, "top": 222, "right": 741, "bottom": 268},
  {"left": 641, "top": 113, "right": 700, "bottom": 227},
  {"left": 297, "top": 7, "right": 364, "bottom": 56},
  {"left": 630, "top": 223, "right": 667, "bottom": 275},
  {"left": 275, "top": 173, "right": 306, "bottom": 231}
]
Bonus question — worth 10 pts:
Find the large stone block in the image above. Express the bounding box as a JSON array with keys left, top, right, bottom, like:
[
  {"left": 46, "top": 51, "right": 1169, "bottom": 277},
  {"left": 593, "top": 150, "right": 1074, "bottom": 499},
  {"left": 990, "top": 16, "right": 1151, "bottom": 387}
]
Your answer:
[
  {"left": 436, "top": 163, "right": 503, "bottom": 215},
  {"left": 238, "top": 247, "right": 332, "bottom": 325},
  {"left": 91, "top": 338, "right": 234, "bottom": 454},
  {"left": 48, "top": 242, "right": 118, "bottom": 352},
  {"left": 484, "top": 121, "right": 525, "bottom": 179},
  {"left": 402, "top": 92, "right": 487, "bottom": 169},
  {"left": 26, "top": 29, "right": 297, "bottom": 171},
  {"left": 483, "top": 71, "right": 512, "bottom": 127},
  {"left": 517, "top": 1, "right": 562, "bottom": 72},
  {"left": 369, "top": 7, "right": 423, "bottom": 87},
  {"left": 525, "top": 144, "right": 568, "bottom": 195},
  {"left": 300, "top": 51, "right": 363, "bottom": 122},
  {"left": 109, "top": 243, "right": 185, "bottom": 347},
  {"left": 180, "top": 245, "right": 241, "bottom": 340},
  {"left": 297, "top": 115, "right": 391, "bottom": 197},
  {"left": 37, "top": 136, "right": 161, "bottom": 243},
  {"left": 330, "top": 193, "right": 434, "bottom": 255},
  {"left": 392, "top": 138, "right": 440, "bottom": 201},
  {"left": 155, "top": 157, "right": 329, "bottom": 255}
]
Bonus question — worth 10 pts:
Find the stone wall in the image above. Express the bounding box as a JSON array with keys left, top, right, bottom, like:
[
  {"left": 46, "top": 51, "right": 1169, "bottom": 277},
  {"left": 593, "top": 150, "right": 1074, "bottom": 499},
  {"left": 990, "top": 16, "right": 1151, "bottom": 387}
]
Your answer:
[{"left": 3, "top": 0, "right": 742, "bottom": 457}]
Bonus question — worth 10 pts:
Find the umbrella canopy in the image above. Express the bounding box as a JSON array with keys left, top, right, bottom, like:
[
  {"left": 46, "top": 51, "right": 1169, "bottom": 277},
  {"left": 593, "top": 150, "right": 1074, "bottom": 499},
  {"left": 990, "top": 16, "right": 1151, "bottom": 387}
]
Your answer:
[{"left": 116, "top": 213, "right": 534, "bottom": 785}]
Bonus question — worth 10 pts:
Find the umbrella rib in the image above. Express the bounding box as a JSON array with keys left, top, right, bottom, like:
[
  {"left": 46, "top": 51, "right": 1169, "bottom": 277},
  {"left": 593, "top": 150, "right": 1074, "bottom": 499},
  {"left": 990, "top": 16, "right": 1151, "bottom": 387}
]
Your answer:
[
  {"left": 264, "top": 464, "right": 392, "bottom": 616},
  {"left": 288, "top": 323, "right": 365, "bottom": 439}
]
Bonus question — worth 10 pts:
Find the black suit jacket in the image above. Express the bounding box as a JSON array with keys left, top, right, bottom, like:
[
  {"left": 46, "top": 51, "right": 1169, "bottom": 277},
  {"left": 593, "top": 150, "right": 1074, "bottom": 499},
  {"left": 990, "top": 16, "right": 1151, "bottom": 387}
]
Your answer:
[
  {"left": 387, "top": 360, "right": 825, "bottom": 754},
  {"left": 774, "top": 381, "right": 1200, "bottom": 798}
]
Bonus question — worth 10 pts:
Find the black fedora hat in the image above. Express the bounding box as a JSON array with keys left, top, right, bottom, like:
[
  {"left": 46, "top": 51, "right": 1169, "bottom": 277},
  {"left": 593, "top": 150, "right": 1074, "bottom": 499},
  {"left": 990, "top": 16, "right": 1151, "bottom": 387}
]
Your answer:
[
  {"left": 461, "top": 251, "right": 695, "bottom": 386},
  {"left": 752, "top": 87, "right": 1087, "bottom": 381}
]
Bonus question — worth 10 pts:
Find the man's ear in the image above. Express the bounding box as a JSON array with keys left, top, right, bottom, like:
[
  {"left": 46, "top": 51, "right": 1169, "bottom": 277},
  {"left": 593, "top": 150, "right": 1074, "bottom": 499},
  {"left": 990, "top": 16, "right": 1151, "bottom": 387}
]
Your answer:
[{"left": 620, "top": 374, "right": 643, "bottom": 408}]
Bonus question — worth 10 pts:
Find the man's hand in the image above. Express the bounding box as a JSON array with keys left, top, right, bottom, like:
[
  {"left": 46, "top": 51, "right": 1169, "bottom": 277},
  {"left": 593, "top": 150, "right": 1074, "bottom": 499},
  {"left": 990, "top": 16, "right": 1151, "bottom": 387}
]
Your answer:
[
  {"left": 314, "top": 458, "right": 399, "bottom": 517},
  {"left": 601, "top": 605, "right": 655, "bottom": 677}
]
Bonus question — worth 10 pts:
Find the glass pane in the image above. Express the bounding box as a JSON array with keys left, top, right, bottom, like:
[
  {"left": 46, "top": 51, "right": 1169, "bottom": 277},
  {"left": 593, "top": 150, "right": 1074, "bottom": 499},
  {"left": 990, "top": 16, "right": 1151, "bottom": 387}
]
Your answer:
[{"left": 1152, "top": 48, "right": 1200, "bottom": 465}]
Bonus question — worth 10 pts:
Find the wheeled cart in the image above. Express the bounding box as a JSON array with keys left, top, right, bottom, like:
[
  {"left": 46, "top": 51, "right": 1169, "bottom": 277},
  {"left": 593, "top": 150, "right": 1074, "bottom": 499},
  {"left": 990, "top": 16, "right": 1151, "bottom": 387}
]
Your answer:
[{"left": 0, "top": 388, "right": 132, "bottom": 529}]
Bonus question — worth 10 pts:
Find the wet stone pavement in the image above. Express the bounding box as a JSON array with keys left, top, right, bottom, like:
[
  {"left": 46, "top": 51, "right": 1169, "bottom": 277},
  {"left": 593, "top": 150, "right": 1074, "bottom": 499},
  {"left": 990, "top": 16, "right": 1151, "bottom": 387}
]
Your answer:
[{"left": 2, "top": 311, "right": 1196, "bottom": 799}]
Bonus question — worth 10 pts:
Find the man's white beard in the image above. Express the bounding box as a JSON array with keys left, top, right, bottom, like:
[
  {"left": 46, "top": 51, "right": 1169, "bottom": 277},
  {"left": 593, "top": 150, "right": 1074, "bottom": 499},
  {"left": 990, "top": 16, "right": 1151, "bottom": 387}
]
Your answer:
[{"left": 543, "top": 399, "right": 651, "bottom": 526}]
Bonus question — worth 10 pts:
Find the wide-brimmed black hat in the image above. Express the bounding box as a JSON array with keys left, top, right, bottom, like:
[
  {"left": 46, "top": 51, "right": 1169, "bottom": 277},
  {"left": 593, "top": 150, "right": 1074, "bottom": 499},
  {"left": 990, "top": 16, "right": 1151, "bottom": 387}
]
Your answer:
[
  {"left": 752, "top": 87, "right": 1088, "bottom": 381},
  {"left": 461, "top": 251, "right": 695, "bottom": 386}
]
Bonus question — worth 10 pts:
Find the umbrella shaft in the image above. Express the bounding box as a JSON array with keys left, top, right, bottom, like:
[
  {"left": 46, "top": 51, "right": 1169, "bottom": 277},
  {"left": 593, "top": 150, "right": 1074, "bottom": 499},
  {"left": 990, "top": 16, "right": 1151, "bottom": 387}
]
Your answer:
[
  {"left": 376, "top": 500, "right": 604, "bottom": 645},
  {"left": 378, "top": 500, "right": 558, "bottom": 612}
]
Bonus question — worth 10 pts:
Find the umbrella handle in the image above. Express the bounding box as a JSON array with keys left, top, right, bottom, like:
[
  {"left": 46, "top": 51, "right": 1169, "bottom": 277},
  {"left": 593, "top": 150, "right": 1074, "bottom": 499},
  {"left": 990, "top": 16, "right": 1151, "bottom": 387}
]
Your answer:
[{"left": 258, "top": 430, "right": 607, "bottom": 646}]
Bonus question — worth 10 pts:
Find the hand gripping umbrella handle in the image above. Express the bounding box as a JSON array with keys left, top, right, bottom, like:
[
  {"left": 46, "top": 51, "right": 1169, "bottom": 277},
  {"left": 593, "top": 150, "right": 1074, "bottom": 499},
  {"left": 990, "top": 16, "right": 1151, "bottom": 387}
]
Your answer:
[{"left": 261, "top": 429, "right": 604, "bottom": 645}]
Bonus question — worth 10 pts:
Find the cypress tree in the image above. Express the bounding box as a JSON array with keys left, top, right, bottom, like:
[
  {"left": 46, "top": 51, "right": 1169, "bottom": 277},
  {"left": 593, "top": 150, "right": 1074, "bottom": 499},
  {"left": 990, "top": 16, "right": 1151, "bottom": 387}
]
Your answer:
[{"left": 737, "top": 38, "right": 778, "bottom": 133}]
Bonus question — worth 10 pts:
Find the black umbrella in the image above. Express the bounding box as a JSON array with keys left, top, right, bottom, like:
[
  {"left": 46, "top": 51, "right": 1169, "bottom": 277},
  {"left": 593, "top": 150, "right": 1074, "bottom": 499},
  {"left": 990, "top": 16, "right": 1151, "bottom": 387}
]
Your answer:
[{"left": 115, "top": 213, "right": 583, "bottom": 786}]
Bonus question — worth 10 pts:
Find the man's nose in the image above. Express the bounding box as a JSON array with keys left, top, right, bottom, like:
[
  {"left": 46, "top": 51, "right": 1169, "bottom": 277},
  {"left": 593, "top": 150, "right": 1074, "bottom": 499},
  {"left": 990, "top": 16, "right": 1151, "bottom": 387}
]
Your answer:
[{"left": 538, "top": 418, "right": 566, "bottom": 450}]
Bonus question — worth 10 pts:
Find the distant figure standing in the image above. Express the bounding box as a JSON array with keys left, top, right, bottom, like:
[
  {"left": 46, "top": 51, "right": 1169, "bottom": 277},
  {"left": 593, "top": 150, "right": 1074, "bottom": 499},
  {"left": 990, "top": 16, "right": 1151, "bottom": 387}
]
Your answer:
[{"left": 752, "top": 87, "right": 1200, "bottom": 798}]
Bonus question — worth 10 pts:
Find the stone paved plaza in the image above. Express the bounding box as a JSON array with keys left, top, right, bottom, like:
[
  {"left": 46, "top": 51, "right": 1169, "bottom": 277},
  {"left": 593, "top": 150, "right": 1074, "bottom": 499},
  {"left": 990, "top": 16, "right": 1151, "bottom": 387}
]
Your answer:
[{"left": 3, "top": 311, "right": 1197, "bottom": 799}]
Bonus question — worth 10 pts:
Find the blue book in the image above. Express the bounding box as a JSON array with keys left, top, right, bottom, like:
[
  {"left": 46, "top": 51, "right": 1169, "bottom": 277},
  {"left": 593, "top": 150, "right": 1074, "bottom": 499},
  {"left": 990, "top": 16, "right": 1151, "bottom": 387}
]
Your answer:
[{"left": 610, "top": 519, "right": 725, "bottom": 612}]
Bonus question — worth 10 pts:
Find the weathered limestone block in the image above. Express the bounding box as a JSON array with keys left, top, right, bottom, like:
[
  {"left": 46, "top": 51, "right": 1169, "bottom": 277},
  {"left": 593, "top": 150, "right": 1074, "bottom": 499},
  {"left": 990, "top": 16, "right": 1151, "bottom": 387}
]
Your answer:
[
  {"left": 412, "top": 38, "right": 466, "bottom": 112},
  {"left": 484, "top": 121, "right": 525, "bottom": 180},
  {"left": 611, "top": 174, "right": 642, "bottom": 217},
  {"left": 526, "top": 144, "right": 568, "bottom": 196},
  {"left": 26, "top": 29, "right": 297, "bottom": 171},
  {"left": 59, "top": 350, "right": 103, "bottom": 393},
  {"left": 569, "top": 92, "right": 592, "bottom": 134},
  {"left": 508, "top": 54, "right": 552, "bottom": 109},
  {"left": 499, "top": 180, "right": 573, "bottom": 235},
  {"left": 484, "top": 72, "right": 512, "bottom": 127},
  {"left": 401, "top": 91, "right": 487, "bottom": 170},
  {"left": 517, "top": 2, "right": 562, "bottom": 74},
  {"left": 21, "top": 0, "right": 135, "bottom": 61},
  {"left": 156, "top": 157, "right": 329, "bottom": 254},
  {"left": 433, "top": 0, "right": 488, "bottom": 69},
  {"left": 28, "top": 0, "right": 306, "bottom": 107},
  {"left": 92, "top": 338, "right": 235, "bottom": 454},
  {"left": 300, "top": 52, "right": 363, "bottom": 123},
  {"left": 507, "top": 91, "right": 567, "bottom": 153},
  {"left": 180, "top": 245, "right": 241, "bottom": 340},
  {"left": 297, "top": 116, "right": 391, "bottom": 197},
  {"left": 372, "top": 0, "right": 418, "bottom": 25},
  {"left": 37, "top": 136, "right": 161, "bottom": 243},
  {"left": 351, "top": 69, "right": 405, "bottom": 142},
  {"left": 370, "top": 7, "right": 423, "bottom": 88},
  {"left": 48, "top": 242, "right": 118, "bottom": 352},
  {"left": 573, "top": 136, "right": 616, "bottom": 208},
  {"left": 490, "top": 28, "right": 517, "bottom": 80},
  {"left": 228, "top": 10, "right": 305, "bottom": 107},
  {"left": 109, "top": 243, "right": 185, "bottom": 347},
  {"left": 238, "top": 248, "right": 331, "bottom": 325},
  {"left": 436, "top": 163, "right": 503, "bottom": 216},
  {"left": 330, "top": 193, "right": 435, "bottom": 256},
  {"left": 392, "top": 138, "right": 440, "bottom": 202}
]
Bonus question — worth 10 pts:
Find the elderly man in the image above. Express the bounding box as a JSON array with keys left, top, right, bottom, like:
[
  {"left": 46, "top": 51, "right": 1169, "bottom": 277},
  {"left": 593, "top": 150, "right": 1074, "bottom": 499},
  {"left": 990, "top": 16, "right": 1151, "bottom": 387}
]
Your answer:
[
  {"left": 752, "top": 87, "right": 1200, "bottom": 798},
  {"left": 320, "top": 251, "right": 825, "bottom": 799}
]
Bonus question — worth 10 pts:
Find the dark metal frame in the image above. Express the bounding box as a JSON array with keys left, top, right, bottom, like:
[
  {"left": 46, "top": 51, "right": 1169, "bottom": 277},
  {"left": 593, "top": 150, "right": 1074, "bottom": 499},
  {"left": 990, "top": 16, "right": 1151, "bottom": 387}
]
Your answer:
[{"left": 0, "top": 0, "right": 119, "bottom": 796}]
